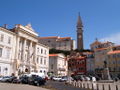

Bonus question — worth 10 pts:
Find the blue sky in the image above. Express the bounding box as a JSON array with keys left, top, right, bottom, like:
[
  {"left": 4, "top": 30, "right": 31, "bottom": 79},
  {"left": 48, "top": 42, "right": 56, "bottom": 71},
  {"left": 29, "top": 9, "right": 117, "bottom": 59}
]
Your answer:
[{"left": 0, "top": 0, "right": 120, "bottom": 49}]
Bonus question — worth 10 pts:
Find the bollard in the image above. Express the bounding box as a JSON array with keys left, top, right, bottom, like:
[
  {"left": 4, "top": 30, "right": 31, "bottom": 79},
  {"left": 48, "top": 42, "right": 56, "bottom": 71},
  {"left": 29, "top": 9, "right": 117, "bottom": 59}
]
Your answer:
[
  {"left": 73, "top": 81, "right": 75, "bottom": 86},
  {"left": 82, "top": 82, "right": 84, "bottom": 88},
  {"left": 102, "top": 84, "right": 105, "bottom": 90},
  {"left": 76, "top": 81, "right": 78, "bottom": 87},
  {"left": 87, "top": 83, "right": 89, "bottom": 89},
  {"left": 75, "top": 81, "right": 76, "bottom": 87},
  {"left": 79, "top": 81, "right": 81, "bottom": 87},
  {"left": 97, "top": 83, "right": 99, "bottom": 90},
  {"left": 116, "top": 85, "right": 118, "bottom": 90},
  {"left": 108, "top": 84, "right": 111, "bottom": 90},
  {"left": 83, "top": 83, "right": 85, "bottom": 88},
  {"left": 80, "top": 82, "right": 82, "bottom": 88},
  {"left": 92, "top": 83, "right": 94, "bottom": 90},
  {"left": 78, "top": 81, "right": 80, "bottom": 87}
]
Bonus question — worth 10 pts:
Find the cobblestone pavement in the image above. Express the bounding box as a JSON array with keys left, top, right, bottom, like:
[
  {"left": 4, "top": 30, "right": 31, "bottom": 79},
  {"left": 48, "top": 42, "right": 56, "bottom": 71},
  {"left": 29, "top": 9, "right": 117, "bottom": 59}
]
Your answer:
[
  {"left": 0, "top": 83, "right": 49, "bottom": 90},
  {"left": 45, "top": 80, "right": 88, "bottom": 90}
]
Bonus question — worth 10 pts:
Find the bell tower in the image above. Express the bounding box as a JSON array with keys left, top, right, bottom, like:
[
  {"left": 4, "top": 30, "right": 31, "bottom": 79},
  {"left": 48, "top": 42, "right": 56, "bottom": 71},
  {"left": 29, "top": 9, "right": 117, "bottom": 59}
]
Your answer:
[{"left": 77, "top": 13, "right": 84, "bottom": 50}]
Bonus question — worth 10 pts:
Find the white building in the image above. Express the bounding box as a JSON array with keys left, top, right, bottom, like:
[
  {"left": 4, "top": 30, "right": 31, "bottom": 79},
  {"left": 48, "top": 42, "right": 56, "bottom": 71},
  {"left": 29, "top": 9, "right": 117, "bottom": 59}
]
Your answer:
[
  {"left": 49, "top": 53, "right": 68, "bottom": 76},
  {"left": 0, "top": 27, "right": 16, "bottom": 76},
  {"left": 0, "top": 24, "right": 49, "bottom": 76},
  {"left": 36, "top": 43, "right": 49, "bottom": 76}
]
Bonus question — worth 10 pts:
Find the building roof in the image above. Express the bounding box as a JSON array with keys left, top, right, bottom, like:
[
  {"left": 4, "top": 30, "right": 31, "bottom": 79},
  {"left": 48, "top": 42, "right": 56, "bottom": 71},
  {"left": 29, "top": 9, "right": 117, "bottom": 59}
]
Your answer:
[
  {"left": 49, "top": 54, "right": 58, "bottom": 56},
  {"left": 91, "top": 40, "right": 101, "bottom": 46},
  {"left": 107, "top": 50, "right": 120, "bottom": 55},
  {"left": 39, "top": 36, "right": 59, "bottom": 39},
  {"left": 95, "top": 47, "right": 108, "bottom": 51},
  {"left": 59, "top": 37, "right": 71, "bottom": 39},
  {"left": 112, "top": 45, "right": 120, "bottom": 48},
  {"left": 77, "top": 12, "right": 83, "bottom": 27},
  {"left": 39, "top": 36, "right": 72, "bottom": 41}
]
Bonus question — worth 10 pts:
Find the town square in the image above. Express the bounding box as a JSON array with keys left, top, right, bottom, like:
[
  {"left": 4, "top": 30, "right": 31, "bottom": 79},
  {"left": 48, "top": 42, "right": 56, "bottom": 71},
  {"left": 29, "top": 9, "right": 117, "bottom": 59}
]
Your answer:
[{"left": 0, "top": 0, "right": 120, "bottom": 90}]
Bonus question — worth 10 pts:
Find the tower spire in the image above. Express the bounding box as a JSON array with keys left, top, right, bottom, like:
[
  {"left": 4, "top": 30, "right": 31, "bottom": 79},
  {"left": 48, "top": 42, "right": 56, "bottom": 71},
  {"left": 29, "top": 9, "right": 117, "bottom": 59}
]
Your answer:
[
  {"left": 77, "top": 12, "right": 83, "bottom": 28},
  {"left": 76, "top": 12, "right": 84, "bottom": 50}
]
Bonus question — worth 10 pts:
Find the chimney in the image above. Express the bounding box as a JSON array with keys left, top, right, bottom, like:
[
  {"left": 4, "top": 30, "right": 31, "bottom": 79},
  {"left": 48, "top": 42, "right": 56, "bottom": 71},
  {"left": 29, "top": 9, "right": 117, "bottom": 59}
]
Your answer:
[{"left": 3, "top": 24, "right": 8, "bottom": 28}]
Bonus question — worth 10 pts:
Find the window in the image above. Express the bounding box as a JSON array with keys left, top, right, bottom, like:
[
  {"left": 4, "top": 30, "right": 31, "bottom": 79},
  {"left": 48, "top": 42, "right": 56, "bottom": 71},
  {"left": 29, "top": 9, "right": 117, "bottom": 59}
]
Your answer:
[
  {"left": 40, "top": 70, "right": 42, "bottom": 73},
  {"left": 0, "top": 34, "right": 4, "bottom": 42},
  {"left": 41, "top": 49, "right": 43, "bottom": 54},
  {"left": 6, "top": 48, "right": 10, "bottom": 59},
  {"left": 48, "top": 40, "right": 51, "bottom": 43},
  {"left": 40, "top": 57, "right": 43, "bottom": 64},
  {"left": 51, "top": 64, "right": 53, "bottom": 69},
  {"left": 8, "top": 37, "right": 11, "bottom": 44},
  {"left": 37, "top": 48, "right": 39, "bottom": 53},
  {"left": 44, "top": 58, "right": 46, "bottom": 65},
  {"left": 37, "top": 57, "right": 39, "bottom": 63},
  {"left": 44, "top": 70, "right": 46, "bottom": 74},
  {"left": 44, "top": 50, "right": 46, "bottom": 55},
  {"left": 109, "top": 67, "right": 111, "bottom": 71},
  {"left": 113, "top": 61, "right": 115, "bottom": 64},
  {"left": 0, "top": 48, "right": 2, "bottom": 57}
]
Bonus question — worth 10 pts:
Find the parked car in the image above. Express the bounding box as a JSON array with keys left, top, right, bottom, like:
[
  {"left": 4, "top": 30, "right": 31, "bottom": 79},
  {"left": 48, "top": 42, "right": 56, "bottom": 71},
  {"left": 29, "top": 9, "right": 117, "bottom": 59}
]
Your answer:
[
  {"left": 72, "top": 75, "right": 85, "bottom": 81},
  {"left": 59, "top": 76, "right": 68, "bottom": 82},
  {"left": 52, "top": 76, "right": 62, "bottom": 81},
  {"left": 19, "top": 75, "right": 29, "bottom": 84},
  {"left": 84, "top": 76, "right": 90, "bottom": 81},
  {"left": 6, "top": 76, "right": 17, "bottom": 83},
  {"left": 112, "top": 77, "right": 119, "bottom": 82},
  {"left": 0, "top": 76, "right": 11, "bottom": 82},
  {"left": 28, "top": 75, "right": 46, "bottom": 86},
  {"left": 0, "top": 76, "right": 3, "bottom": 81}
]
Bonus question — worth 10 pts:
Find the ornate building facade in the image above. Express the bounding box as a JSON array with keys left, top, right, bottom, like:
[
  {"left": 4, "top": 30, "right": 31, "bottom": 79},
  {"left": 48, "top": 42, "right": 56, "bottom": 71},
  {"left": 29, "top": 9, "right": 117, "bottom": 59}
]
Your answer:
[{"left": 0, "top": 24, "right": 49, "bottom": 76}]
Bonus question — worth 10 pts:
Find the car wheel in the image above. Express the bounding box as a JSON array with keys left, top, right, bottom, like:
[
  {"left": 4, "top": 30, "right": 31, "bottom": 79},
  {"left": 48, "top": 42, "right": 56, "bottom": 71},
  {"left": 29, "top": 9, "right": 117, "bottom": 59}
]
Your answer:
[{"left": 36, "top": 82, "right": 40, "bottom": 86}]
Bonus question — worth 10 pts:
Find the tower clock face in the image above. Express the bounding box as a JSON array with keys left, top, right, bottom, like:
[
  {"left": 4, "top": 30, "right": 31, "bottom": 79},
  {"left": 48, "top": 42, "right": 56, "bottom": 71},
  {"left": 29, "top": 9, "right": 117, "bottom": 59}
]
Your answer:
[{"left": 78, "top": 35, "right": 82, "bottom": 38}]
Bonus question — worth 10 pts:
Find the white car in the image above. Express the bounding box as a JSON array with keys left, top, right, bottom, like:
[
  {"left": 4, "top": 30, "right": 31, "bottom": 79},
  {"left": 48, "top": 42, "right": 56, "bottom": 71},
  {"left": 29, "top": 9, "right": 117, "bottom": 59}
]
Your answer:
[
  {"left": 92, "top": 77, "right": 96, "bottom": 82},
  {"left": 53, "top": 77, "right": 62, "bottom": 81}
]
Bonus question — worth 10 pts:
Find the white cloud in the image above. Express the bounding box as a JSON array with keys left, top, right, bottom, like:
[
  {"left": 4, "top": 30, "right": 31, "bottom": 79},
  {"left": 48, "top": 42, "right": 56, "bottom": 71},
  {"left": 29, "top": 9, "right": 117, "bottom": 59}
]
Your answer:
[{"left": 100, "top": 32, "right": 120, "bottom": 45}]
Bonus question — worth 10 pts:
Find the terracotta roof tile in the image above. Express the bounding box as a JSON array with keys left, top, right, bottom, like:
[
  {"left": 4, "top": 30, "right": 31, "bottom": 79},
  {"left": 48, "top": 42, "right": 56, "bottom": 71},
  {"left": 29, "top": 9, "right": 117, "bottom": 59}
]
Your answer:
[
  {"left": 95, "top": 47, "right": 108, "bottom": 51},
  {"left": 59, "top": 37, "right": 71, "bottom": 39},
  {"left": 39, "top": 36, "right": 58, "bottom": 39},
  {"left": 107, "top": 50, "right": 120, "bottom": 54},
  {"left": 49, "top": 54, "right": 58, "bottom": 56}
]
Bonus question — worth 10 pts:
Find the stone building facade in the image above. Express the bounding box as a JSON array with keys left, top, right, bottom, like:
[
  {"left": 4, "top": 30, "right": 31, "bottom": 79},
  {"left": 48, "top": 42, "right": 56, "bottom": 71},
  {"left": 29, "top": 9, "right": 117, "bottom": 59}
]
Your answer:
[{"left": 38, "top": 36, "right": 75, "bottom": 51}]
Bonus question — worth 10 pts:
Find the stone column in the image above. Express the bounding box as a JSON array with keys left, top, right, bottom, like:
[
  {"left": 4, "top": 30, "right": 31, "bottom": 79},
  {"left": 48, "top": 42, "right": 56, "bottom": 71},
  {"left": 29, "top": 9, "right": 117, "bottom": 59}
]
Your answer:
[
  {"left": 15, "top": 36, "right": 20, "bottom": 76},
  {"left": 22, "top": 39, "right": 26, "bottom": 73},
  {"left": 28, "top": 41, "right": 32, "bottom": 73},
  {"left": 23, "top": 39, "right": 26, "bottom": 62},
  {"left": 33, "top": 43, "right": 37, "bottom": 72},
  {"left": 16, "top": 37, "right": 20, "bottom": 60}
]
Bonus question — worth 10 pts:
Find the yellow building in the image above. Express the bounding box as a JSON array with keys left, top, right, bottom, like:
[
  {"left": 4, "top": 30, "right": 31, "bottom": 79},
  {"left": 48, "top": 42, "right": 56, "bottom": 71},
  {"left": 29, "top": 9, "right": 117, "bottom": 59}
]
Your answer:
[
  {"left": 90, "top": 39, "right": 114, "bottom": 77},
  {"left": 107, "top": 50, "right": 120, "bottom": 77}
]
